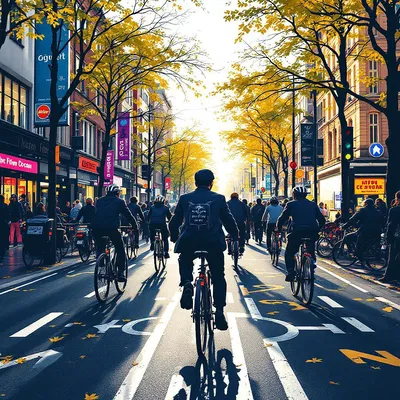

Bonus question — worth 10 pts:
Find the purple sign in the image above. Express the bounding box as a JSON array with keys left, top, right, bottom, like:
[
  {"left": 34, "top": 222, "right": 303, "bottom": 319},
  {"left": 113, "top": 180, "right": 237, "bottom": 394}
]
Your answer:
[
  {"left": 117, "top": 112, "right": 130, "bottom": 160},
  {"left": 105, "top": 150, "right": 114, "bottom": 181}
]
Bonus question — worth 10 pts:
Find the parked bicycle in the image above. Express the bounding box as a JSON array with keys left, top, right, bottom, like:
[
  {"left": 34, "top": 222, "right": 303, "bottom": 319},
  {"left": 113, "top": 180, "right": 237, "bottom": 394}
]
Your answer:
[
  {"left": 316, "top": 222, "right": 342, "bottom": 258},
  {"left": 94, "top": 237, "right": 128, "bottom": 302},
  {"left": 192, "top": 250, "right": 214, "bottom": 357},
  {"left": 153, "top": 229, "right": 166, "bottom": 272},
  {"left": 290, "top": 238, "right": 315, "bottom": 306}
]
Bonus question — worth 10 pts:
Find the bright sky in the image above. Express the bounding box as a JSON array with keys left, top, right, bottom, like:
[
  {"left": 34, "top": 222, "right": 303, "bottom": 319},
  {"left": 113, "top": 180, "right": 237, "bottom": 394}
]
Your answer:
[{"left": 167, "top": 0, "right": 242, "bottom": 196}]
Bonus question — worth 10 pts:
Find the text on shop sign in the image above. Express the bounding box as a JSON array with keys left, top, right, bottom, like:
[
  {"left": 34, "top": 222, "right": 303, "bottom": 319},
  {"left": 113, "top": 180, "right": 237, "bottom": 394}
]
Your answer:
[
  {"left": 354, "top": 178, "right": 385, "bottom": 195},
  {"left": 0, "top": 153, "right": 38, "bottom": 174}
]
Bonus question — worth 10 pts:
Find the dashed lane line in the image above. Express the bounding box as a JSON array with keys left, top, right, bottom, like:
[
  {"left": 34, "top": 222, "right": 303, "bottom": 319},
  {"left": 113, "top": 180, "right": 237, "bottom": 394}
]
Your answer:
[
  {"left": 113, "top": 292, "right": 180, "bottom": 400},
  {"left": 318, "top": 296, "right": 344, "bottom": 308},
  {"left": 164, "top": 374, "right": 189, "bottom": 400},
  {"left": 317, "top": 265, "right": 369, "bottom": 293},
  {"left": 226, "top": 292, "right": 234, "bottom": 304},
  {"left": 341, "top": 317, "right": 375, "bottom": 333},
  {"left": 0, "top": 273, "right": 58, "bottom": 296},
  {"left": 10, "top": 312, "right": 63, "bottom": 338},
  {"left": 375, "top": 297, "right": 400, "bottom": 311},
  {"left": 128, "top": 263, "right": 137, "bottom": 270}
]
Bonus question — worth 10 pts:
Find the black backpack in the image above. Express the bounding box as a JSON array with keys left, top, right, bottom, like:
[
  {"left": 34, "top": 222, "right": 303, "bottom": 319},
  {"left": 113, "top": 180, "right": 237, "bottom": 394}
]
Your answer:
[{"left": 187, "top": 201, "right": 213, "bottom": 232}]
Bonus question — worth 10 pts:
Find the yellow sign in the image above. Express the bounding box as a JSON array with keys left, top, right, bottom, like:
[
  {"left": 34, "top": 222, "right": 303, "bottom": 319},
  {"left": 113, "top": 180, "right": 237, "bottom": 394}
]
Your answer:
[
  {"left": 295, "top": 169, "right": 305, "bottom": 179},
  {"left": 354, "top": 178, "right": 385, "bottom": 195},
  {"left": 55, "top": 145, "right": 60, "bottom": 164}
]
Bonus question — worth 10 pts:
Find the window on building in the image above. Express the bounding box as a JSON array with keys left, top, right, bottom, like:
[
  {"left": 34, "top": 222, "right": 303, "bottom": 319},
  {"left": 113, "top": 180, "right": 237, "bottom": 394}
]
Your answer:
[
  {"left": 327, "top": 132, "right": 333, "bottom": 160},
  {"left": 0, "top": 71, "right": 29, "bottom": 129},
  {"left": 369, "top": 113, "right": 379, "bottom": 143},
  {"left": 332, "top": 129, "right": 337, "bottom": 158},
  {"left": 82, "top": 120, "right": 96, "bottom": 157},
  {"left": 369, "top": 60, "right": 378, "bottom": 94},
  {"left": 9, "top": 8, "right": 23, "bottom": 46}
]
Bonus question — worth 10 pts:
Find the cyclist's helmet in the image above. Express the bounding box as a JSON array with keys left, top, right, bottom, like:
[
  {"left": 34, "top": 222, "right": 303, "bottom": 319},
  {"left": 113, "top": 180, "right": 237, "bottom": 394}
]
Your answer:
[
  {"left": 105, "top": 184, "right": 121, "bottom": 195},
  {"left": 292, "top": 186, "right": 307, "bottom": 198},
  {"left": 154, "top": 195, "right": 165, "bottom": 203},
  {"left": 230, "top": 192, "right": 239, "bottom": 199}
]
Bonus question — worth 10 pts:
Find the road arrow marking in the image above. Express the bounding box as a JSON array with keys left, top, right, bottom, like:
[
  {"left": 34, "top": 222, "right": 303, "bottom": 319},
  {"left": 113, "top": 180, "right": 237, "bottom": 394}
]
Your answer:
[{"left": 0, "top": 350, "right": 62, "bottom": 371}]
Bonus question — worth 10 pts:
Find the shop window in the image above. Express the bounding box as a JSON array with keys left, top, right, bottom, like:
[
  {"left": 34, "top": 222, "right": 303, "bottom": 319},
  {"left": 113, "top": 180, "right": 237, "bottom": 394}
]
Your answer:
[
  {"left": 369, "top": 113, "right": 379, "bottom": 143},
  {"left": 0, "top": 71, "right": 29, "bottom": 129}
]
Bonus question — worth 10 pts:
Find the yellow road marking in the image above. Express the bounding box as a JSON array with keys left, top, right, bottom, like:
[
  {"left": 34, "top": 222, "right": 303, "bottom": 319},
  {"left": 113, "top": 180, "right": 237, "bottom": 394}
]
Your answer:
[
  {"left": 248, "top": 284, "right": 284, "bottom": 294},
  {"left": 259, "top": 299, "right": 306, "bottom": 311},
  {"left": 66, "top": 272, "right": 94, "bottom": 278},
  {"left": 340, "top": 349, "right": 400, "bottom": 367}
]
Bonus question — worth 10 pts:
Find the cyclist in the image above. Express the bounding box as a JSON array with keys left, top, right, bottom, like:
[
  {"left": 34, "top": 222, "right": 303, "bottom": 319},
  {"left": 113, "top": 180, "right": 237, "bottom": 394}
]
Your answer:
[
  {"left": 75, "top": 197, "right": 96, "bottom": 223},
  {"left": 91, "top": 185, "right": 138, "bottom": 282},
  {"left": 127, "top": 196, "right": 145, "bottom": 249},
  {"left": 276, "top": 186, "right": 325, "bottom": 282},
  {"left": 149, "top": 195, "right": 172, "bottom": 258},
  {"left": 342, "top": 197, "right": 384, "bottom": 263},
  {"left": 263, "top": 196, "right": 283, "bottom": 253},
  {"left": 227, "top": 192, "right": 248, "bottom": 254},
  {"left": 242, "top": 199, "right": 251, "bottom": 244},
  {"left": 169, "top": 169, "right": 239, "bottom": 330},
  {"left": 251, "top": 198, "right": 265, "bottom": 243}
]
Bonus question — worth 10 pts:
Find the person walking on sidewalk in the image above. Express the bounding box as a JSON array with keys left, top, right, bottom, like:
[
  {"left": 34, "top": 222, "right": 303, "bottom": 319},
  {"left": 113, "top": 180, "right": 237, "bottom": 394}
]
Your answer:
[
  {"left": 8, "top": 194, "right": 23, "bottom": 246},
  {"left": 0, "top": 195, "right": 10, "bottom": 263}
]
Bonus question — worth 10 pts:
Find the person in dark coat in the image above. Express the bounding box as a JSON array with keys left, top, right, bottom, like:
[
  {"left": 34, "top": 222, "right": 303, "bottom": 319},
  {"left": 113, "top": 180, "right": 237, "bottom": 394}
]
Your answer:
[
  {"left": 375, "top": 198, "right": 388, "bottom": 222},
  {"left": 76, "top": 198, "right": 96, "bottom": 224},
  {"left": 0, "top": 195, "right": 10, "bottom": 262},
  {"left": 8, "top": 194, "right": 23, "bottom": 246},
  {"left": 141, "top": 203, "right": 150, "bottom": 242},
  {"left": 169, "top": 169, "right": 239, "bottom": 330},
  {"left": 148, "top": 196, "right": 172, "bottom": 257},
  {"left": 242, "top": 199, "right": 251, "bottom": 243},
  {"left": 380, "top": 191, "right": 400, "bottom": 282},
  {"left": 251, "top": 198, "right": 265, "bottom": 243},
  {"left": 34, "top": 202, "right": 47, "bottom": 216},
  {"left": 127, "top": 197, "right": 145, "bottom": 248},
  {"left": 227, "top": 193, "right": 249, "bottom": 253}
]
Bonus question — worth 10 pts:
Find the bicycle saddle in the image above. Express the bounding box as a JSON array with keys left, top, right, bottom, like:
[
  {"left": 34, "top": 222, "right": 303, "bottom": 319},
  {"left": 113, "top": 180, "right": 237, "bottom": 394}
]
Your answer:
[{"left": 194, "top": 250, "right": 208, "bottom": 257}]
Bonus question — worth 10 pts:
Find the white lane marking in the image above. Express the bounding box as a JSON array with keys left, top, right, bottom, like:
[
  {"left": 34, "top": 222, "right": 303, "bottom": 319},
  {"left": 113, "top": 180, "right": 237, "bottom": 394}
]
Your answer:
[
  {"left": 317, "top": 265, "right": 369, "bottom": 293},
  {"left": 84, "top": 290, "right": 96, "bottom": 299},
  {"left": 165, "top": 374, "right": 189, "bottom": 400},
  {"left": 318, "top": 296, "right": 344, "bottom": 308},
  {"left": 266, "top": 342, "right": 308, "bottom": 400},
  {"left": 0, "top": 350, "right": 62, "bottom": 371},
  {"left": 144, "top": 252, "right": 153, "bottom": 259},
  {"left": 341, "top": 317, "right": 375, "bottom": 332},
  {"left": 244, "top": 298, "right": 262, "bottom": 320},
  {"left": 155, "top": 297, "right": 167, "bottom": 301},
  {"left": 68, "top": 270, "right": 75, "bottom": 274},
  {"left": 296, "top": 324, "right": 345, "bottom": 334},
  {"left": 113, "top": 292, "right": 180, "bottom": 400},
  {"left": 227, "top": 313, "right": 254, "bottom": 400},
  {"left": 375, "top": 296, "right": 400, "bottom": 311},
  {"left": 0, "top": 273, "right": 58, "bottom": 296},
  {"left": 322, "top": 324, "right": 346, "bottom": 334},
  {"left": 128, "top": 263, "right": 136, "bottom": 270},
  {"left": 10, "top": 312, "right": 63, "bottom": 338},
  {"left": 139, "top": 242, "right": 148, "bottom": 248},
  {"left": 226, "top": 292, "right": 234, "bottom": 304},
  {"left": 65, "top": 323, "right": 74, "bottom": 328},
  {"left": 122, "top": 317, "right": 158, "bottom": 336}
]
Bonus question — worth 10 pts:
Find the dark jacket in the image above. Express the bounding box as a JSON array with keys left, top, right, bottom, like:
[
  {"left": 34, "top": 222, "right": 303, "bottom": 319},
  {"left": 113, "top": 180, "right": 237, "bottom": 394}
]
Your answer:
[
  {"left": 91, "top": 194, "right": 138, "bottom": 230},
  {"left": 0, "top": 203, "right": 9, "bottom": 224},
  {"left": 169, "top": 186, "right": 239, "bottom": 253},
  {"left": 8, "top": 201, "right": 23, "bottom": 223},
  {"left": 344, "top": 205, "right": 384, "bottom": 236},
  {"left": 227, "top": 198, "right": 248, "bottom": 223},
  {"left": 277, "top": 198, "right": 325, "bottom": 233},
  {"left": 251, "top": 203, "right": 265, "bottom": 223},
  {"left": 77, "top": 204, "right": 96, "bottom": 224},
  {"left": 148, "top": 203, "right": 172, "bottom": 225},
  {"left": 386, "top": 205, "right": 400, "bottom": 244},
  {"left": 128, "top": 203, "right": 145, "bottom": 221}
]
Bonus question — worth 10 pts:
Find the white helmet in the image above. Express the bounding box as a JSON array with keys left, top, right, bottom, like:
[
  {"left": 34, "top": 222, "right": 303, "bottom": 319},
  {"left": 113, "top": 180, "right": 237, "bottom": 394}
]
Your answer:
[
  {"left": 293, "top": 186, "right": 307, "bottom": 197},
  {"left": 154, "top": 195, "right": 165, "bottom": 203},
  {"left": 105, "top": 184, "right": 120, "bottom": 195}
]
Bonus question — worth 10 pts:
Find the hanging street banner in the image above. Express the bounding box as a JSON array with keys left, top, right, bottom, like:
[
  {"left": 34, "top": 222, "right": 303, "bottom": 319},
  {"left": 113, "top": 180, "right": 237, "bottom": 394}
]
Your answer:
[
  {"left": 34, "top": 21, "right": 69, "bottom": 126},
  {"left": 105, "top": 150, "right": 114, "bottom": 181},
  {"left": 265, "top": 174, "right": 271, "bottom": 192},
  {"left": 300, "top": 123, "right": 314, "bottom": 167},
  {"left": 117, "top": 112, "right": 130, "bottom": 160},
  {"left": 165, "top": 177, "right": 171, "bottom": 190}
]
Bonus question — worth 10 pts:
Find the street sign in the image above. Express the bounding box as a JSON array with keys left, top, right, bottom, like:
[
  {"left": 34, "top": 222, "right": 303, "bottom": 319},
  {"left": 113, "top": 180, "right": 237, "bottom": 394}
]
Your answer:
[
  {"left": 300, "top": 123, "right": 314, "bottom": 167},
  {"left": 261, "top": 187, "right": 265, "bottom": 193},
  {"left": 289, "top": 161, "right": 297, "bottom": 169},
  {"left": 295, "top": 169, "right": 305, "bottom": 179},
  {"left": 354, "top": 178, "right": 385, "bottom": 195},
  {"left": 369, "top": 143, "right": 384, "bottom": 158}
]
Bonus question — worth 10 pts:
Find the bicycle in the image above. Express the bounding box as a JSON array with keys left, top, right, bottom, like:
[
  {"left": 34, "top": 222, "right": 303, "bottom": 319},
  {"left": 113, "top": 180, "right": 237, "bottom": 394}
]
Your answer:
[
  {"left": 270, "top": 231, "right": 282, "bottom": 267},
  {"left": 290, "top": 238, "right": 315, "bottom": 306},
  {"left": 121, "top": 226, "right": 138, "bottom": 260},
  {"left": 316, "top": 223, "right": 342, "bottom": 258},
  {"left": 94, "top": 237, "right": 128, "bottom": 302},
  {"left": 153, "top": 229, "right": 166, "bottom": 272},
  {"left": 75, "top": 224, "right": 94, "bottom": 263},
  {"left": 332, "top": 229, "right": 386, "bottom": 271},
  {"left": 192, "top": 250, "right": 214, "bottom": 357},
  {"left": 226, "top": 235, "right": 240, "bottom": 268}
]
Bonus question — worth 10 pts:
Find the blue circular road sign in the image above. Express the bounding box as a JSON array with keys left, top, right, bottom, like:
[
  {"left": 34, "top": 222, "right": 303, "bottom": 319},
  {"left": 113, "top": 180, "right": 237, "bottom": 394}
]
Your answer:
[{"left": 369, "top": 143, "right": 384, "bottom": 158}]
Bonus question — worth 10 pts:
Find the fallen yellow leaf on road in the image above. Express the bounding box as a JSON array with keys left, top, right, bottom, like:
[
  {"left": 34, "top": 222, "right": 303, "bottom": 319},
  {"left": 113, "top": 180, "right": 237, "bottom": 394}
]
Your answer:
[
  {"left": 80, "top": 355, "right": 86, "bottom": 359},
  {"left": 329, "top": 381, "right": 340, "bottom": 385},
  {"left": 264, "top": 343, "right": 273, "bottom": 348},
  {"left": 73, "top": 322, "right": 83, "bottom": 325},
  {"left": 123, "top": 319, "right": 131, "bottom": 323},
  {"left": 306, "top": 358, "right": 323, "bottom": 363},
  {"left": 371, "top": 366, "right": 381, "bottom": 370},
  {"left": 1, "top": 276, "right": 11, "bottom": 279},
  {"left": 383, "top": 307, "right": 393, "bottom": 313},
  {"left": 49, "top": 325, "right": 56, "bottom": 328},
  {"left": 366, "top": 298, "right": 377, "bottom": 302},
  {"left": 267, "top": 311, "right": 279, "bottom": 315},
  {"left": 49, "top": 336, "right": 64, "bottom": 343},
  {"left": 353, "top": 298, "right": 362, "bottom": 301},
  {"left": 86, "top": 334, "right": 99, "bottom": 339},
  {"left": 84, "top": 394, "right": 99, "bottom": 400},
  {"left": 132, "top": 362, "right": 139, "bottom": 366},
  {"left": 15, "top": 358, "right": 26, "bottom": 364}
]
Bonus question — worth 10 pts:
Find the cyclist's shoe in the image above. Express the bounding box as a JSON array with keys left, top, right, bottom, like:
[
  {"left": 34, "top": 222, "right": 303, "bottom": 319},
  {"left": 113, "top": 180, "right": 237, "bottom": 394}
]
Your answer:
[
  {"left": 165, "top": 252, "right": 170, "bottom": 259},
  {"left": 285, "top": 272, "right": 295, "bottom": 282},
  {"left": 117, "top": 271, "right": 127, "bottom": 282},
  {"left": 180, "top": 282, "right": 193, "bottom": 310},
  {"left": 267, "top": 247, "right": 271, "bottom": 254},
  {"left": 135, "top": 244, "right": 139, "bottom": 249},
  {"left": 215, "top": 309, "right": 228, "bottom": 331},
  {"left": 239, "top": 247, "right": 245, "bottom": 254},
  {"left": 150, "top": 243, "right": 154, "bottom": 251},
  {"left": 227, "top": 248, "right": 232, "bottom": 255}
]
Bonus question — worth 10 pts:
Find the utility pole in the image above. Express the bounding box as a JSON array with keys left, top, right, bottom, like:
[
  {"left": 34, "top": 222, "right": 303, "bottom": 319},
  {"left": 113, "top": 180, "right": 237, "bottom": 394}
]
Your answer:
[
  {"left": 292, "top": 75, "right": 296, "bottom": 189},
  {"left": 312, "top": 90, "right": 318, "bottom": 204}
]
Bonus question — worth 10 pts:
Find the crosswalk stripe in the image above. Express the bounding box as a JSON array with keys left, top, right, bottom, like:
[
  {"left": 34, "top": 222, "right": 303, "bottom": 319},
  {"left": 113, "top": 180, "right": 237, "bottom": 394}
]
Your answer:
[
  {"left": 318, "top": 296, "right": 344, "bottom": 308},
  {"left": 341, "top": 317, "right": 375, "bottom": 332},
  {"left": 10, "top": 312, "right": 63, "bottom": 338}
]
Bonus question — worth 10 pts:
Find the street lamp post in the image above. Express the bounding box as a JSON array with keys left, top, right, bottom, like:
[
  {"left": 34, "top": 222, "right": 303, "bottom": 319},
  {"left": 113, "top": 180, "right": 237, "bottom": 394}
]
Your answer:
[
  {"left": 292, "top": 75, "right": 296, "bottom": 189},
  {"left": 312, "top": 90, "right": 318, "bottom": 204}
]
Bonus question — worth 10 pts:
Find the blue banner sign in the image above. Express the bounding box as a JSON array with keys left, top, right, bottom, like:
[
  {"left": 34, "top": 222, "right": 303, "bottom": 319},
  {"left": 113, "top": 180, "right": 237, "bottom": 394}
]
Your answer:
[{"left": 34, "top": 21, "right": 69, "bottom": 126}]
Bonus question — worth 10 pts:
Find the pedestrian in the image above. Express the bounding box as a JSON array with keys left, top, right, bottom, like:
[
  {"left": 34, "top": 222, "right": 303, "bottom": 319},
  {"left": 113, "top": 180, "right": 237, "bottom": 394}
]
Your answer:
[
  {"left": 319, "top": 202, "right": 328, "bottom": 218},
  {"left": 76, "top": 198, "right": 96, "bottom": 224},
  {"left": 69, "top": 200, "right": 82, "bottom": 221},
  {"left": 34, "top": 202, "right": 47, "bottom": 217},
  {"left": 19, "top": 193, "right": 32, "bottom": 220},
  {"left": 251, "top": 198, "right": 265, "bottom": 243},
  {"left": 8, "top": 194, "right": 23, "bottom": 246},
  {"left": 375, "top": 198, "right": 388, "bottom": 221},
  {"left": 0, "top": 195, "right": 10, "bottom": 263},
  {"left": 62, "top": 201, "right": 71, "bottom": 215},
  {"left": 380, "top": 191, "right": 400, "bottom": 283}
]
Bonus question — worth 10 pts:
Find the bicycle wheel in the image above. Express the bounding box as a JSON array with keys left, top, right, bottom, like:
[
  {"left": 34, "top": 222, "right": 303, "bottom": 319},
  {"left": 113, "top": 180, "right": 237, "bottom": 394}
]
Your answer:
[
  {"left": 94, "top": 254, "right": 110, "bottom": 302},
  {"left": 290, "top": 258, "right": 301, "bottom": 296},
  {"left": 154, "top": 242, "right": 160, "bottom": 272},
  {"left": 22, "top": 246, "right": 34, "bottom": 267},
  {"left": 61, "top": 235, "right": 69, "bottom": 257},
  {"left": 272, "top": 247, "right": 280, "bottom": 267},
  {"left": 194, "top": 279, "right": 208, "bottom": 356},
  {"left": 126, "top": 233, "right": 133, "bottom": 260},
  {"left": 55, "top": 246, "right": 63, "bottom": 263},
  {"left": 332, "top": 240, "right": 357, "bottom": 267},
  {"left": 133, "top": 233, "right": 138, "bottom": 258},
  {"left": 79, "top": 245, "right": 91, "bottom": 263},
  {"left": 316, "top": 237, "right": 333, "bottom": 258},
  {"left": 159, "top": 241, "right": 166, "bottom": 270},
  {"left": 233, "top": 241, "right": 239, "bottom": 268},
  {"left": 115, "top": 257, "right": 128, "bottom": 294},
  {"left": 301, "top": 257, "right": 315, "bottom": 306},
  {"left": 364, "top": 245, "right": 387, "bottom": 271}
]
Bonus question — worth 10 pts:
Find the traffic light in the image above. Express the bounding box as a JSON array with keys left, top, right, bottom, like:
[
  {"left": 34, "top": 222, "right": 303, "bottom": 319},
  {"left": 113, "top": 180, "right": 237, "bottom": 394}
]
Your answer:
[{"left": 343, "top": 127, "right": 354, "bottom": 161}]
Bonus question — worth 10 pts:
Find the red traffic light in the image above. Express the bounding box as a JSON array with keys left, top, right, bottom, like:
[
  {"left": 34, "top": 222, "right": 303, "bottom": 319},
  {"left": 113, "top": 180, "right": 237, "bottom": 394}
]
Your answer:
[{"left": 289, "top": 161, "right": 297, "bottom": 169}]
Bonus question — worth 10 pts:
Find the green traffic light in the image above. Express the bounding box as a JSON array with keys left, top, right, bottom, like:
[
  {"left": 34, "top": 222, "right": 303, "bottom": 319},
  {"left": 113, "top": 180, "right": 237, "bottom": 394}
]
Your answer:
[{"left": 345, "top": 142, "right": 352, "bottom": 150}]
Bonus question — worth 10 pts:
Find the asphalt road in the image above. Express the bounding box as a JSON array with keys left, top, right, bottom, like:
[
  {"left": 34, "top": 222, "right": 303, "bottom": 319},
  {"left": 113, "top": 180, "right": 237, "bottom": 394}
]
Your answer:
[{"left": 0, "top": 240, "right": 400, "bottom": 400}]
